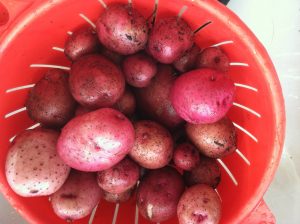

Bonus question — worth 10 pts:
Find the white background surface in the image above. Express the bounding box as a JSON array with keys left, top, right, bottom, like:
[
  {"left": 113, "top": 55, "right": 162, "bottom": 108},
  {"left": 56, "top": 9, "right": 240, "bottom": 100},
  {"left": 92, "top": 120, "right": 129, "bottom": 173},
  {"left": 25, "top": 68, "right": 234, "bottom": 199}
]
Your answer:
[{"left": 1, "top": 0, "right": 300, "bottom": 223}]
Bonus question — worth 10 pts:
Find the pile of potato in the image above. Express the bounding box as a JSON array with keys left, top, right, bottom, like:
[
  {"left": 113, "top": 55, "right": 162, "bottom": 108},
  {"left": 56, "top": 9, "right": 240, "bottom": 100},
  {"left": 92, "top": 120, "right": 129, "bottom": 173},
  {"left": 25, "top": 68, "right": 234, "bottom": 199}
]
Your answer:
[{"left": 5, "top": 3, "right": 237, "bottom": 224}]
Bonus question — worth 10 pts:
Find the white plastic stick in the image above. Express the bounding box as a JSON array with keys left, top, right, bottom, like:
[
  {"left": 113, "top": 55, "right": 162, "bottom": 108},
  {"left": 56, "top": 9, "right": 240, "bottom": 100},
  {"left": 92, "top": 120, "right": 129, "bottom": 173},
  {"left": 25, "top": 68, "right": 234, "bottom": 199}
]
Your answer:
[
  {"left": 112, "top": 203, "right": 120, "bottom": 224},
  {"left": 217, "top": 159, "right": 238, "bottom": 186},
  {"left": 98, "top": 0, "right": 107, "bottom": 9},
  {"left": 177, "top": 6, "right": 188, "bottom": 19},
  {"left": 210, "top": 40, "right": 234, "bottom": 47},
  {"left": 52, "top": 47, "right": 64, "bottom": 52},
  {"left": 30, "top": 64, "right": 70, "bottom": 70},
  {"left": 234, "top": 83, "right": 258, "bottom": 92},
  {"left": 233, "top": 122, "right": 258, "bottom": 142},
  {"left": 230, "top": 62, "right": 249, "bottom": 67},
  {"left": 6, "top": 84, "right": 35, "bottom": 93},
  {"left": 79, "top": 13, "right": 96, "bottom": 29},
  {"left": 5, "top": 107, "right": 27, "bottom": 118},
  {"left": 236, "top": 149, "right": 251, "bottom": 166},
  {"left": 233, "top": 102, "right": 261, "bottom": 118}
]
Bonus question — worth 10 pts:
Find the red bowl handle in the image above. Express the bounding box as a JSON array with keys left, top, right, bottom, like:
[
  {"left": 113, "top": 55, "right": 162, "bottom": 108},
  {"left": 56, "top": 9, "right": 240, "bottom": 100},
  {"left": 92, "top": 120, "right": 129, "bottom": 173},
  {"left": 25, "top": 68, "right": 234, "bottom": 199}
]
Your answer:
[{"left": 0, "top": 0, "right": 35, "bottom": 34}]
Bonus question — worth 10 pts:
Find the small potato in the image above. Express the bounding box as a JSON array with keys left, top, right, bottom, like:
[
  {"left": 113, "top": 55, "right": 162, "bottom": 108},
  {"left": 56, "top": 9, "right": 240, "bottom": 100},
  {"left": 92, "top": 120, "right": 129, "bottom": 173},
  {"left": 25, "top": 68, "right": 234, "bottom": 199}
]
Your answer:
[
  {"left": 134, "top": 64, "right": 183, "bottom": 128},
  {"left": 5, "top": 129, "right": 70, "bottom": 197},
  {"left": 137, "top": 166, "right": 185, "bottom": 222},
  {"left": 171, "top": 68, "right": 235, "bottom": 124},
  {"left": 122, "top": 53, "right": 157, "bottom": 88},
  {"left": 147, "top": 17, "right": 194, "bottom": 64},
  {"left": 196, "top": 47, "right": 229, "bottom": 72},
  {"left": 129, "top": 120, "right": 173, "bottom": 169},
  {"left": 113, "top": 88, "right": 136, "bottom": 117},
  {"left": 26, "top": 69, "right": 77, "bottom": 127},
  {"left": 177, "top": 184, "right": 222, "bottom": 224},
  {"left": 184, "top": 157, "right": 221, "bottom": 188},
  {"left": 186, "top": 117, "right": 237, "bottom": 158},
  {"left": 103, "top": 188, "right": 134, "bottom": 203},
  {"left": 69, "top": 54, "right": 125, "bottom": 109},
  {"left": 50, "top": 170, "right": 102, "bottom": 221},
  {"left": 57, "top": 108, "right": 135, "bottom": 172},
  {"left": 64, "top": 26, "right": 100, "bottom": 61},
  {"left": 173, "top": 45, "right": 200, "bottom": 72},
  {"left": 173, "top": 143, "right": 200, "bottom": 171},
  {"left": 97, "top": 157, "right": 140, "bottom": 194},
  {"left": 96, "top": 4, "right": 148, "bottom": 55}
]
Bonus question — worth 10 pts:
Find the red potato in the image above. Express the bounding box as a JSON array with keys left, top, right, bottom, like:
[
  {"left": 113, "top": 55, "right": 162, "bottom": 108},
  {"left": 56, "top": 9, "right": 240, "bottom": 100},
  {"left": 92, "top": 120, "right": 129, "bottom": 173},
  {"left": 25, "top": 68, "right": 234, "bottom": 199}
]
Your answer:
[
  {"left": 173, "top": 45, "right": 201, "bottom": 72},
  {"left": 103, "top": 187, "right": 134, "bottom": 203},
  {"left": 5, "top": 129, "right": 70, "bottom": 197},
  {"left": 173, "top": 143, "right": 200, "bottom": 171},
  {"left": 184, "top": 157, "right": 221, "bottom": 189},
  {"left": 196, "top": 47, "right": 229, "bottom": 72},
  {"left": 69, "top": 54, "right": 125, "bottom": 109},
  {"left": 50, "top": 171, "right": 102, "bottom": 221},
  {"left": 122, "top": 53, "right": 157, "bottom": 88},
  {"left": 64, "top": 26, "right": 100, "bottom": 61},
  {"left": 113, "top": 88, "right": 136, "bottom": 117},
  {"left": 129, "top": 120, "right": 173, "bottom": 169},
  {"left": 75, "top": 105, "right": 92, "bottom": 117},
  {"left": 97, "top": 157, "right": 140, "bottom": 194},
  {"left": 137, "top": 167, "right": 185, "bottom": 222},
  {"left": 186, "top": 117, "right": 237, "bottom": 158},
  {"left": 57, "top": 108, "right": 135, "bottom": 172},
  {"left": 177, "top": 184, "right": 222, "bottom": 224},
  {"left": 96, "top": 4, "right": 148, "bottom": 55},
  {"left": 134, "top": 65, "right": 183, "bottom": 128},
  {"left": 26, "top": 69, "right": 76, "bottom": 127},
  {"left": 170, "top": 68, "right": 235, "bottom": 124},
  {"left": 147, "top": 17, "right": 194, "bottom": 64}
]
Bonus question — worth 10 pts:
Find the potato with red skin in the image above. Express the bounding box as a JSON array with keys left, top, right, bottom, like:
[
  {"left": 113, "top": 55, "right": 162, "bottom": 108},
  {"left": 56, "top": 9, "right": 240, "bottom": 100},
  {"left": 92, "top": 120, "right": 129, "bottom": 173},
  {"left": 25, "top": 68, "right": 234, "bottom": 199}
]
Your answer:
[
  {"left": 184, "top": 157, "right": 221, "bottom": 188},
  {"left": 103, "top": 188, "right": 134, "bottom": 203},
  {"left": 26, "top": 69, "right": 76, "bottom": 127},
  {"left": 137, "top": 167, "right": 185, "bottom": 222},
  {"left": 96, "top": 4, "right": 148, "bottom": 55},
  {"left": 122, "top": 53, "right": 157, "bottom": 88},
  {"left": 64, "top": 26, "right": 100, "bottom": 61},
  {"left": 69, "top": 54, "right": 125, "bottom": 109},
  {"left": 97, "top": 157, "right": 140, "bottom": 194},
  {"left": 50, "top": 171, "right": 102, "bottom": 221},
  {"left": 177, "top": 184, "right": 221, "bottom": 224},
  {"left": 134, "top": 65, "right": 183, "bottom": 128},
  {"left": 57, "top": 108, "right": 135, "bottom": 172},
  {"left": 186, "top": 117, "right": 237, "bottom": 158},
  {"left": 170, "top": 68, "right": 235, "bottom": 124},
  {"left": 129, "top": 120, "right": 173, "bottom": 169},
  {"left": 147, "top": 17, "right": 194, "bottom": 64},
  {"left": 173, "top": 45, "right": 200, "bottom": 72},
  {"left": 173, "top": 143, "right": 200, "bottom": 171},
  {"left": 5, "top": 129, "right": 70, "bottom": 197},
  {"left": 196, "top": 47, "right": 229, "bottom": 72},
  {"left": 113, "top": 88, "right": 136, "bottom": 117}
]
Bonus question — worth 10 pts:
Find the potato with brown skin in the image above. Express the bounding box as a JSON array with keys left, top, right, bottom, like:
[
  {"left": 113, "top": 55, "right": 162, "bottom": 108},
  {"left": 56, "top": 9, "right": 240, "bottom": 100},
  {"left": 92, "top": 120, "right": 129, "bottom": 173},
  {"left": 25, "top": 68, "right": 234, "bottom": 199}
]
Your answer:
[
  {"left": 137, "top": 167, "right": 185, "bottom": 222},
  {"left": 122, "top": 53, "right": 157, "bottom": 88},
  {"left": 173, "top": 45, "right": 200, "bottom": 72},
  {"left": 177, "top": 184, "right": 222, "bottom": 224},
  {"left": 129, "top": 120, "right": 173, "bottom": 169},
  {"left": 50, "top": 170, "right": 102, "bottom": 221},
  {"left": 97, "top": 157, "right": 140, "bottom": 194},
  {"left": 196, "top": 47, "right": 229, "bottom": 72},
  {"left": 113, "top": 88, "right": 136, "bottom": 117},
  {"left": 96, "top": 4, "right": 148, "bottom": 55},
  {"left": 134, "top": 65, "right": 183, "bottom": 128},
  {"left": 184, "top": 157, "right": 221, "bottom": 188},
  {"left": 64, "top": 26, "right": 100, "bottom": 61},
  {"left": 26, "top": 69, "right": 77, "bottom": 127},
  {"left": 5, "top": 129, "right": 70, "bottom": 197},
  {"left": 103, "top": 188, "right": 134, "bottom": 203},
  {"left": 173, "top": 143, "right": 200, "bottom": 171},
  {"left": 186, "top": 117, "right": 237, "bottom": 158},
  {"left": 147, "top": 17, "right": 194, "bottom": 64},
  {"left": 69, "top": 54, "right": 125, "bottom": 109}
]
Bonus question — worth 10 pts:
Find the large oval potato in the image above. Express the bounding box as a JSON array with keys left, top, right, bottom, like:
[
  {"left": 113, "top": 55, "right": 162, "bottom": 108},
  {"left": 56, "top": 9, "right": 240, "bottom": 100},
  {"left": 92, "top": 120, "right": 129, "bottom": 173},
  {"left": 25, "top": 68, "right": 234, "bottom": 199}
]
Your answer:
[
  {"left": 137, "top": 167, "right": 185, "bottom": 222},
  {"left": 177, "top": 184, "right": 222, "bottom": 224},
  {"left": 129, "top": 120, "right": 173, "bottom": 169},
  {"left": 5, "top": 129, "right": 70, "bottom": 197},
  {"left": 57, "top": 108, "right": 135, "bottom": 172},
  {"left": 186, "top": 117, "right": 237, "bottom": 158},
  {"left": 69, "top": 54, "right": 125, "bottom": 109},
  {"left": 26, "top": 69, "right": 77, "bottom": 127},
  {"left": 50, "top": 170, "right": 102, "bottom": 221},
  {"left": 97, "top": 157, "right": 140, "bottom": 194}
]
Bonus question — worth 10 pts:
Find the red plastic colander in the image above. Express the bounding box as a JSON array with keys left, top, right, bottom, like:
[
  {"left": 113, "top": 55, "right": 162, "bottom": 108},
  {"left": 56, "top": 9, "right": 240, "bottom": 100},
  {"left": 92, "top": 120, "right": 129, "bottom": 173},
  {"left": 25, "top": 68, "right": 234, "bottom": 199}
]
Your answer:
[{"left": 0, "top": 0, "right": 285, "bottom": 223}]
